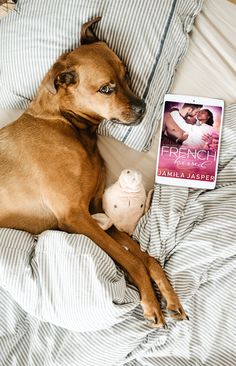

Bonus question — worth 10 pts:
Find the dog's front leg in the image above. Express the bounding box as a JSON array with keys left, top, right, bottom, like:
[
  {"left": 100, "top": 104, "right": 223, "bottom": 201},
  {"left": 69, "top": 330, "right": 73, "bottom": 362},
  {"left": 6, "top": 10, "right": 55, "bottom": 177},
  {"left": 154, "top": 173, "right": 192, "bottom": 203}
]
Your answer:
[
  {"left": 107, "top": 227, "right": 188, "bottom": 321},
  {"left": 58, "top": 207, "right": 166, "bottom": 327}
]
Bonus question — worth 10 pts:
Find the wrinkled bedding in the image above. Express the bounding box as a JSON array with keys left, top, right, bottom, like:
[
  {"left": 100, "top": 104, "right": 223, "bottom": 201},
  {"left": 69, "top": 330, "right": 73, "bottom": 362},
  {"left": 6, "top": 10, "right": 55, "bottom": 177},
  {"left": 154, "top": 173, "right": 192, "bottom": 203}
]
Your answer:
[
  {"left": 1, "top": 0, "right": 236, "bottom": 365},
  {"left": 0, "top": 105, "right": 236, "bottom": 365}
]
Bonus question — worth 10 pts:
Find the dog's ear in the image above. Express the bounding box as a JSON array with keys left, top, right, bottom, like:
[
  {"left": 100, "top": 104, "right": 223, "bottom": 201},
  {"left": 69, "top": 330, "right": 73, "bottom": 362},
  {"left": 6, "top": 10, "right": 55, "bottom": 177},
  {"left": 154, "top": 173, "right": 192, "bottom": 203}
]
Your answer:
[
  {"left": 81, "top": 16, "right": 101, "bottom": 45},
  {"left": 45, "top": 53, "right": 79, "bottom": 95},
  {"left": 45, "top": 62, "right": 79, "bottom": 94},
  {"left": 46, "top": 69, "right": 78, "bottom": 95},
  {"left": 54, "top": 71, "right": 78, "bottom": 92}
]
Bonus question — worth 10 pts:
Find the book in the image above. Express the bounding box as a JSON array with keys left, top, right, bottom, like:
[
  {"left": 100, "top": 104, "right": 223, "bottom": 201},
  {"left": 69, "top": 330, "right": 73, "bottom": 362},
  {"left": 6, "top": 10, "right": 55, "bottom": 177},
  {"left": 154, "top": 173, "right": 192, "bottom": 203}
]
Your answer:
[{"left": 155, "top": 94, "right": 224, "bottom": 189}]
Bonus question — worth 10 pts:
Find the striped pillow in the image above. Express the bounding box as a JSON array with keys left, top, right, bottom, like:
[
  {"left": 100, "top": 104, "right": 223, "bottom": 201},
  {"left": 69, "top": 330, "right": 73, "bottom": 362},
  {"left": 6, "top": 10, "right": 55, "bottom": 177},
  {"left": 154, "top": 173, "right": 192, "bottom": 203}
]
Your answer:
[{"left": 0, "top": 0, "right": 203, "bottom": 151}]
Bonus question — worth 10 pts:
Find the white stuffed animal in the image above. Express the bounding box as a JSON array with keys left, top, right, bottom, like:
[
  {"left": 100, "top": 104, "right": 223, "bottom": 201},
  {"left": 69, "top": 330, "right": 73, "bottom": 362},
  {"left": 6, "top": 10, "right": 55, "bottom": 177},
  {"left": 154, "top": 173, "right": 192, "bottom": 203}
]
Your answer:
[{"left": 92, "top": 169, "right": 153, "bottom": 235}]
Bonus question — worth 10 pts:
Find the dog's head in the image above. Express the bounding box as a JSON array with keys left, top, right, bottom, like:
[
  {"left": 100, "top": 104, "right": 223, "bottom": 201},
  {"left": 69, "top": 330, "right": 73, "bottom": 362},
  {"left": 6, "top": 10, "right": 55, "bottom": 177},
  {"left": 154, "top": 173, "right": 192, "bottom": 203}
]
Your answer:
[{"left": 45, "top": 17, "right": 146, "bottom": 127}]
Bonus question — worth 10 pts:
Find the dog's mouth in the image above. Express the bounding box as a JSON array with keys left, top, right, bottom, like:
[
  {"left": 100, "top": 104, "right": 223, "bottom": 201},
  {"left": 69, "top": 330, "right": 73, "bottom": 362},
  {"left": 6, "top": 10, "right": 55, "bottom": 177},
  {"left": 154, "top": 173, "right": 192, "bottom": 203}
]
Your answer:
[
  {"left": 110, "top": 100, "right": 146, "bottom": 126},
  {"left": 110, "top": 114, "right": 145, "bottom": 127}
]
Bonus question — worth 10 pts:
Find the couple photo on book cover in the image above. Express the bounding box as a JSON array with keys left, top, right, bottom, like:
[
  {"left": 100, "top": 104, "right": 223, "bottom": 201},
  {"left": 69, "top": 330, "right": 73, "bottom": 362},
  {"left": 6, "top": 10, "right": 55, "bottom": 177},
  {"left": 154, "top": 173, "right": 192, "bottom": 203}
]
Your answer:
[{"left": 163, "top": 101, "right": 221, "bottom": 151}]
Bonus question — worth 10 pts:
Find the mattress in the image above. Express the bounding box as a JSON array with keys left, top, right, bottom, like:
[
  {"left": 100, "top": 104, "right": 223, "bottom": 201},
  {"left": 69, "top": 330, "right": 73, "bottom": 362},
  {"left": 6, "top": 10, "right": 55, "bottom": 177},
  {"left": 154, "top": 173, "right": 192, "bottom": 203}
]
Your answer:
[{"left": 0, "top": 0, "right": 236, "bottom": 365}]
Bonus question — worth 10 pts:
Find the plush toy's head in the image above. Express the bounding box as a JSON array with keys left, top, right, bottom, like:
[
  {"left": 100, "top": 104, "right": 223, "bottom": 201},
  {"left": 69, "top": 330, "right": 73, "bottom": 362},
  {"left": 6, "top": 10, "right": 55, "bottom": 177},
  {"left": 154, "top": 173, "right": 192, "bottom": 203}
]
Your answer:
[
  {"left": 92, "top": 169, "right": 150, "bottom": 235},
  {"left": 118, "top": 169, "right": 143, "bottom": 192}
]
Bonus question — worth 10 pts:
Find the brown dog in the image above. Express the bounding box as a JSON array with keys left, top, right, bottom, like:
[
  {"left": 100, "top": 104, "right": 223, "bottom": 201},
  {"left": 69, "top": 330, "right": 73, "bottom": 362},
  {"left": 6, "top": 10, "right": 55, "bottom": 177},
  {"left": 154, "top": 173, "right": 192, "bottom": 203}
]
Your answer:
[{"left": 0, "top": 18, "right": 187, "bottom": 326}]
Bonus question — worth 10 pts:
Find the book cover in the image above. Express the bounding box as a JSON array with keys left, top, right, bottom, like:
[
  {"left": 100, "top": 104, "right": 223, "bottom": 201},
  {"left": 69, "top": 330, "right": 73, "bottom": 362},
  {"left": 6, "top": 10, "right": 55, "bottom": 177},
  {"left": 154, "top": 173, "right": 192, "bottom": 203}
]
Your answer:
[{"left": 155, "top": 95, "right": 224, "bottom": 189}]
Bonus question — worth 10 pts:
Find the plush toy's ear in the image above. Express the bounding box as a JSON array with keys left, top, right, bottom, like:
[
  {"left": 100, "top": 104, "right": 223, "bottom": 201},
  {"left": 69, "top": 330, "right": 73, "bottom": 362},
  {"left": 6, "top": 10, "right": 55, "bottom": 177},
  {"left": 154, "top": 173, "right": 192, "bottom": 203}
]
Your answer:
[
  {"left": 81, "top": 16, "right": 101, "bottom": 45},
  {"left": 92, "top": 213, "right": 113, "bottom": 231}
]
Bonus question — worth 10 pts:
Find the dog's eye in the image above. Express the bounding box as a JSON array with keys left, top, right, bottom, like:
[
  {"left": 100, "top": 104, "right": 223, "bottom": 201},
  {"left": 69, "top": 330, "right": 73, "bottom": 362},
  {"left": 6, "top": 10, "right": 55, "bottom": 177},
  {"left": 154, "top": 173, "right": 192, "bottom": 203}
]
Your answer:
[{"left": 99, "top": 85, "right": 114, "bottom": 95}]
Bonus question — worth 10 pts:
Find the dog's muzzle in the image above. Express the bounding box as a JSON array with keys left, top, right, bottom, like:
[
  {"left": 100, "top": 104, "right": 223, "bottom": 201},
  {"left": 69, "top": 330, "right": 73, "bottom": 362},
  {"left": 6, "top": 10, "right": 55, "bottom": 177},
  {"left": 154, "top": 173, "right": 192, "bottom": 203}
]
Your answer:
[
  {"left": 131, "top": 99, "right": 146, "bottom": 119},
  {"left": 111, "top": 99, "right": 146, "bottom": 126}
]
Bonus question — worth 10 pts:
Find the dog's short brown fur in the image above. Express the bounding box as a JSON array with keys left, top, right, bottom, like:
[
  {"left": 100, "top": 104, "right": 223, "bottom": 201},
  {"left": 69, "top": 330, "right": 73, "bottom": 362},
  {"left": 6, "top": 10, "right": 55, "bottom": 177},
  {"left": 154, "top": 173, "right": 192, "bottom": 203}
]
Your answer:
[{"left": 0, "top": 18, "right": 187, "bottom": 326}]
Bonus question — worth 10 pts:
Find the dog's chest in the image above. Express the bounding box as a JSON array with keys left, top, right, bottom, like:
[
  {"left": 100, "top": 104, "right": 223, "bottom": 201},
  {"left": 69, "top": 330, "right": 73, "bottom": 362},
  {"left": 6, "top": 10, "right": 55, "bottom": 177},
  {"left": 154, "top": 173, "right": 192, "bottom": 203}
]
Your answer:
[{"left": 73, "top": 130, "right": 105, "bottom": 193}]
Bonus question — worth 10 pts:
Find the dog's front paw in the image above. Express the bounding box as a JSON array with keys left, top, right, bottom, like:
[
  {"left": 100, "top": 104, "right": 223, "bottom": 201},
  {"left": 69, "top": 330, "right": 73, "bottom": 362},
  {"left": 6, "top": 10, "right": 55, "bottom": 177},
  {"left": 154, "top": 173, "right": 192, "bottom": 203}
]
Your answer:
[
  {"left": 166, "top": 298, "right": 189, "bottom": 321},
  {"left": 141, "top": 300, "right": 167, "bottom": 328}
]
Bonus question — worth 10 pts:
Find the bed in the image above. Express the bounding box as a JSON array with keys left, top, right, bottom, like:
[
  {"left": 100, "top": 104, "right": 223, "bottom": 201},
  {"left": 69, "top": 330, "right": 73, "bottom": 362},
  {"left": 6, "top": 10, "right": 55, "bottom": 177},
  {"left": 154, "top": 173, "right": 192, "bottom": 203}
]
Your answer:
[{"left": 0, "top": 0, "right": 236, "bottom": 365}]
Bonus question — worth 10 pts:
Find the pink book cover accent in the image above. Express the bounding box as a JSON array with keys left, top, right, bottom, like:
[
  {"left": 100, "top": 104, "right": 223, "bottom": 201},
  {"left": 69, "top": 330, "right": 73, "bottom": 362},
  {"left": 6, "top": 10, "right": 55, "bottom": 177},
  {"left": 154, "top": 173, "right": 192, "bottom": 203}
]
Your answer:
[{"left": 156, "top": 99, "right": 223, "bottom": 187}]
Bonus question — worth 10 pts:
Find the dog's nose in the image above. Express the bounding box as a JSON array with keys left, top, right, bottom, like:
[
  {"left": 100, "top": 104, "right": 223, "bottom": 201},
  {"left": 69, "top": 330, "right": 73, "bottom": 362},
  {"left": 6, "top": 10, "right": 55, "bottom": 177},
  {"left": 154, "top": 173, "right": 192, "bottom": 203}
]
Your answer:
[{"left": 132, "top": 100, "right": 146, "bottom": 116}]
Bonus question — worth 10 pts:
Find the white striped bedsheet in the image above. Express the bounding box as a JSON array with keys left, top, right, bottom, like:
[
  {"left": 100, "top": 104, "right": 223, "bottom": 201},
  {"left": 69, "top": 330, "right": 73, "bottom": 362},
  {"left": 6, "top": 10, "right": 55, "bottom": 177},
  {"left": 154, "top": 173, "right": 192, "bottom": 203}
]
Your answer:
[{"left": 0, "top": 104, "right": 236, "bottom": 365}]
